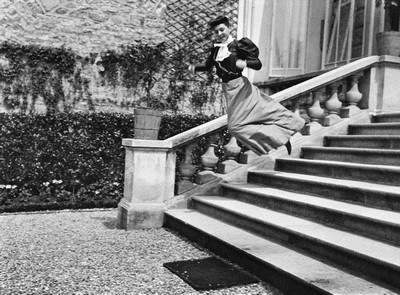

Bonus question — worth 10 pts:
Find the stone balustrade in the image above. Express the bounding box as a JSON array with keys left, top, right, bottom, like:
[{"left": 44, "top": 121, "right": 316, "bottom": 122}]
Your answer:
[{"left": 117, "top": 55, "right": 400, "bottom": 229}]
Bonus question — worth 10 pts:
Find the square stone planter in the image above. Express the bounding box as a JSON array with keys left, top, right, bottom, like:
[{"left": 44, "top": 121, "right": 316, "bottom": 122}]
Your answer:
[{"left": 376, "top": 31, "right": 400, "bottom": 56}]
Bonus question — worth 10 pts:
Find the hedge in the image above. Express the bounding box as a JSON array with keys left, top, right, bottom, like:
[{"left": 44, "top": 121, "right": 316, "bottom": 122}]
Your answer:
[{"left": 0, "top": 112, "right": 220, "bottom": 213}]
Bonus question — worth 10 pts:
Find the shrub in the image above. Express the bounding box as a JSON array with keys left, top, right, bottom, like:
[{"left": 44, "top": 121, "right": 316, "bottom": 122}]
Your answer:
[
  {"left": 0, "top": 112, "right": 134, "bottom": 212},
  {"left": 0, "top": 112, "right": 219, "bottom": 212}
]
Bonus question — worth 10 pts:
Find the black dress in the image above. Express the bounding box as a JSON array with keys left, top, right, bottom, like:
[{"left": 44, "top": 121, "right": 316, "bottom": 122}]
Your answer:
[{"left": 195, "top": 37, "right": 305, "bottom": 155}]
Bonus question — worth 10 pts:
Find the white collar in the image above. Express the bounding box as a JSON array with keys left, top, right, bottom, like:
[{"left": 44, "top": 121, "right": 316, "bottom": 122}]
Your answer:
[
  {"left": 214, "top": 35, "right": 234, "bottom": 47},
  {"left": 214, "top": 35, "right": 234, "bottom": 61}
]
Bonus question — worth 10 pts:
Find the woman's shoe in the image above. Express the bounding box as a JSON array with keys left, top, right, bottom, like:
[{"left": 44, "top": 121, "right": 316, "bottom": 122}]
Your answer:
[{"left": 285, "top": 140, "right": 292, "bottom": 155}]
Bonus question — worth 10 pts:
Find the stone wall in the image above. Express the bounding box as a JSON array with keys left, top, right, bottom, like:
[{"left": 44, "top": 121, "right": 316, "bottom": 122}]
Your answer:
[
  {"left": 0, "top": 0, "right": 171, "bottom": 113},
  {"left": 0, "top": 0, "right": 166, "bottom": 56}
]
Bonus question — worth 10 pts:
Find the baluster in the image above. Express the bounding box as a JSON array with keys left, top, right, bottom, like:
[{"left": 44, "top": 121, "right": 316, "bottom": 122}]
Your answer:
[
  {"left": 318, "top": 87, "right": 328, "bottom": 110},
  {"left": 292, "top": 98, "right": 301, "bottom": 117},
  {"left": 294, "top": 95, "right": 311, "bottom": 125},
  {"left": 302, "top": 90, "right": 325, "bottom": 135},
  {"left": 175, "top": 143, "right": 197, "bottom": 194},
  {"left": 195, "top": 134, "right": 219, "bottom": 185},
  {"left": 323, "top": 82, "right": 342, "bottom": 126},
  {"left": 217, "top": 136, "right": 242, "bottom": 174},
  {"left": 340, "top": 74, "right": 363, "bottom": 118},
  {"left": 291, "top": 96, "right": 308, "bottom": 139},
  {"left": 299, "top": 93, "right": 313, "bottom": 124}
]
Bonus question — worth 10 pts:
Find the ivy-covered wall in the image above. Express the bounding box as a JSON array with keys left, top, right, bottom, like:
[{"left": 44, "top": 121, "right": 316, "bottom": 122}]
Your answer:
[
  {"left": 0, "top": 0, "right": 170, "bottom": 113},
  {"left": 0, "top": 0, "right": 237, "bottom": 115}
]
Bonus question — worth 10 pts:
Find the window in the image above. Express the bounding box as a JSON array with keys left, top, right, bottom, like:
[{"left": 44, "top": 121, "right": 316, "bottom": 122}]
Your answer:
[
  {"left": 322, "top": 0, "right": 374, "bottom": 68},
  {"left": 270, "top": 0, "right": 310, "bottom": 76}
]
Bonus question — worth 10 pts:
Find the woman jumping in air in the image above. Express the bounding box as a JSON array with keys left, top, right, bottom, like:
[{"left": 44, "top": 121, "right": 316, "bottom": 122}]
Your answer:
[{"left": 189, "top": 15, "right": 304, "bottom": 155}]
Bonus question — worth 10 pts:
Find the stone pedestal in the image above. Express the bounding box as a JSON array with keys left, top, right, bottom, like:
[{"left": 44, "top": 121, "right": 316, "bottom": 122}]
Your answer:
[
  {"left": 239, "top": 150, "right": 259, "bottom": 164},
  {"left": 340, "top": 105, "right": 361, "bottom": 118},
  {"left": 195, "top": 170, "right": 217, "bottom": 185},
  {"left": 323, "top": 113, "right": 342, "bottom": 126},
  {"left": 302, "top": 121, "right": 323, "bottom": 135},
  {"left": 362, "top": 56, "right": 400, "bottom": 112},
  {"left": 117, "top": 199, "right": 166, "bottom": 230},
  {"left": 117, "top": 139, "right": 175, "bottom": 229},
  {"left": 217, "top": 159, "right": 241, "bottom": 174},
  {"left": 175, "top": 180, "right": 196, "bottom": 195}
]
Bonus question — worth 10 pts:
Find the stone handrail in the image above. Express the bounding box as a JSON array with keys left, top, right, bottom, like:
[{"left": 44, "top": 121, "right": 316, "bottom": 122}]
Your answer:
[
  {"left": 271, "top": 56, "right": 380, "bottom": 102},
  {"left": 165, "top": 115, "right": 227, "bottom": 149},
  {"left": 162, "top": 55, "right": 381, "bottom": 150}
]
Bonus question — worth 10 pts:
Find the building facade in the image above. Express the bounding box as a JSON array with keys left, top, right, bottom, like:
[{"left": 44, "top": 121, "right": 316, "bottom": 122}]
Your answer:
[
  {"left": 0, "top": 0, "right": 391, "bottom": 113},
  {"left": 239, "top": 0, "right": 385, "bottom": 83}
]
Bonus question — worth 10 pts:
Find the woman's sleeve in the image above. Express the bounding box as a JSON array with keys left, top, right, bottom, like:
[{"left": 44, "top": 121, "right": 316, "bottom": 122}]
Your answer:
[
  {"left": 238, "top": 38, "right": 262, "bottom": 70},
  {"left": 194, "top": 48, "right": 214, "bottom": 72}
]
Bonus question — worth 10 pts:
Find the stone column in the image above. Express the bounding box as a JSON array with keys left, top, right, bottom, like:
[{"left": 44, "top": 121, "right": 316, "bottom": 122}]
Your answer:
[
  {"left": 175, "top": 143, "right": 197, "bottom": 194},
  {"left": 323, "top": 83, "right": 342, "bottom": 126},
  {"left": 195, "top": 134, "right": 219, "bottom": 185},
  {"left": 217, "top": 136, "right": 242, "bottom": 174},
  {"left": 302, "top": 90, "right": 325, "bottom": 135},
  {"left": 117, "top": 139, "right": 175, "bottom": 230},
  {"left": 360, "top": 56, "right": 400, "bottom": 113},
  {"left": 341, "top": 74, "right": 363, "bottom": 118}
]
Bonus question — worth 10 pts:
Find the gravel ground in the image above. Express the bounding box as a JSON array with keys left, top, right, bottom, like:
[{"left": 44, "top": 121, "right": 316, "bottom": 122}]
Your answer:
[{"left": 0, "top": 209, "right": 283, "bottom": 295}]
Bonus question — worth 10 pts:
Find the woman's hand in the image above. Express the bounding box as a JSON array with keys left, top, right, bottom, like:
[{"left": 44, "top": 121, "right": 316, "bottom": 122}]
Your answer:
[{"left": 236, "top": 59, "right": 247, "bottom": 70}]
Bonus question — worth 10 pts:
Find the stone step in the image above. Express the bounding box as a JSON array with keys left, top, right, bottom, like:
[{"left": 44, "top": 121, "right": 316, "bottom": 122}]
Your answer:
[
  {"left": 189, "top": 196, "right": 400, "bottom": 290},
  {"left": 324, "top": 135, "right": 400, "bottom": 149},
  {"left": 247, "top": 170, "right": 400, "bottom": 212},
  {"left": 301, "top": 146, "right": 400, "bottom": 166},
  {"left": 275, "top": 157, "right": 400, "bottom": 186},
  {"left": 165, "top": 209, "right": 399, "bottom": 295},
  {"left": 221, "top": 182, "right": 400, "bottom": 245},
  {"left": 373, "top": 112, "right": 400, "bottom": 123},
  {"left": 348, "top": 122, "right": 400, "bottom": 135}
]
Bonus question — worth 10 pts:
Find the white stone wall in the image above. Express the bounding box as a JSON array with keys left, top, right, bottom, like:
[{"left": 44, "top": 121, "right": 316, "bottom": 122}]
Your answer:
[{"left": 0, "top": 0, "right": 166, "bottom": 56}]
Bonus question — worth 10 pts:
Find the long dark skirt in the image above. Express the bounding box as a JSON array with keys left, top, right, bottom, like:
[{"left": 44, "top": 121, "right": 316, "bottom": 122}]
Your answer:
[{"left": 223, "top": 76, "right": 305, "bottom": 155}]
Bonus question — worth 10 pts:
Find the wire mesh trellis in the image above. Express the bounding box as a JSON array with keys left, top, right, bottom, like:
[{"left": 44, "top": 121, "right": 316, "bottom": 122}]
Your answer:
[{"left": 164, "top": 0, "right": 239, "bottom": 82}]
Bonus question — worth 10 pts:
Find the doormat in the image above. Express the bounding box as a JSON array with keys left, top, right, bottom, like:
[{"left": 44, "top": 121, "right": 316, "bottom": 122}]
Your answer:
[{"left": 163, "top": 256, "right": 259, "bottom": 291}]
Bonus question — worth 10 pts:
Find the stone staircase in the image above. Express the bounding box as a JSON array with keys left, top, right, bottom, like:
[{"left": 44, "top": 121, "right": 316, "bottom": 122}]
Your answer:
[{"left": 165, "top": 112, "right": 400, "bottom": 295}]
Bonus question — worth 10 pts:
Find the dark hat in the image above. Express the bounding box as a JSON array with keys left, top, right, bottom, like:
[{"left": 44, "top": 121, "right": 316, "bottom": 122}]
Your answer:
[{"left": 209, "top": 15, "right": 229, "bottom": 28}]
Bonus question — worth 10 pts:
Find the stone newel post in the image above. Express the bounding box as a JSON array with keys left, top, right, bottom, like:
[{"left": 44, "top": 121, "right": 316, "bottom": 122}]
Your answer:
[{"left": 117, "top": 139, "right": 176, "bottom": 230}]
